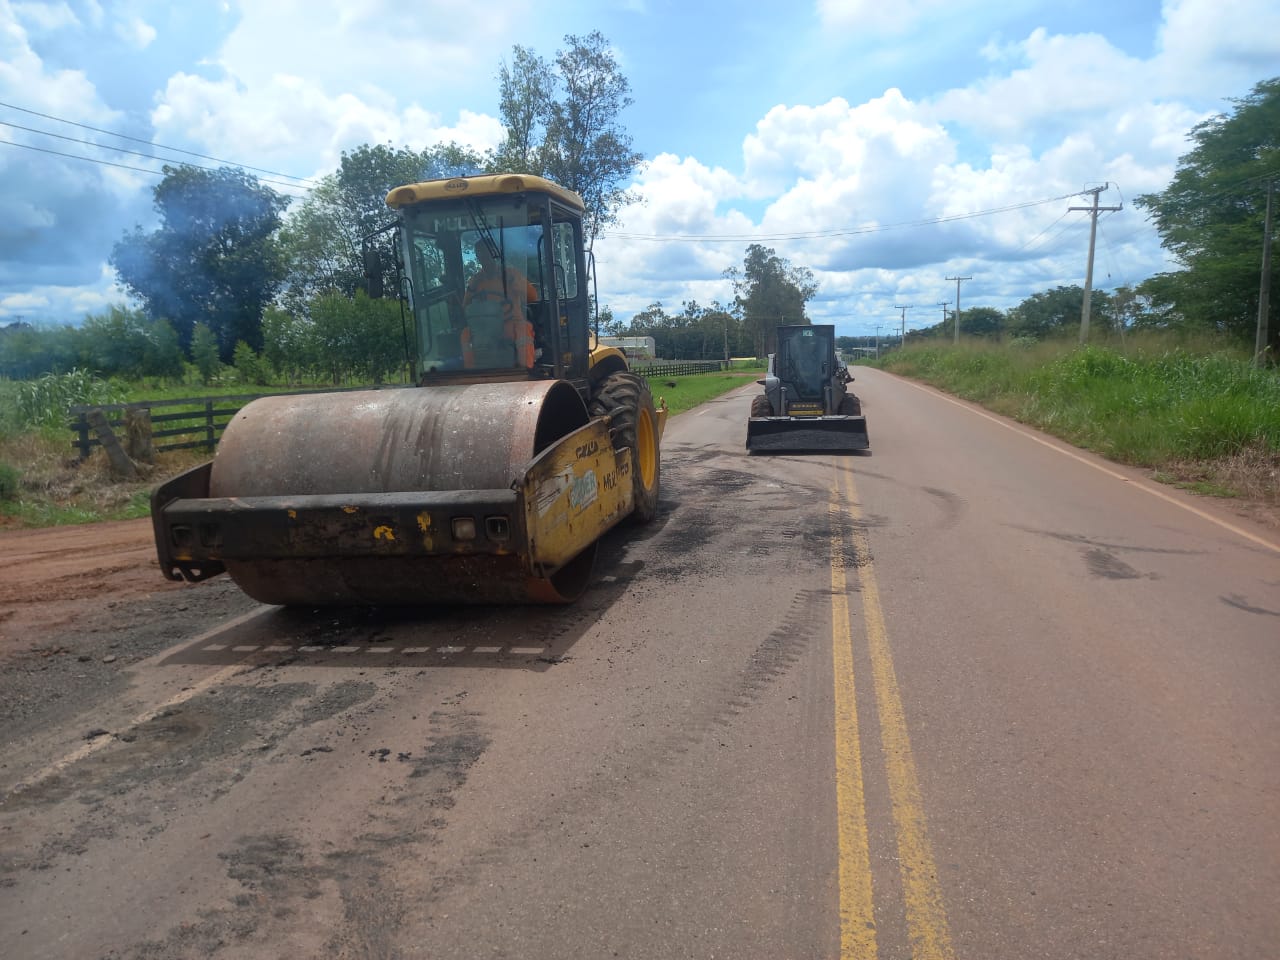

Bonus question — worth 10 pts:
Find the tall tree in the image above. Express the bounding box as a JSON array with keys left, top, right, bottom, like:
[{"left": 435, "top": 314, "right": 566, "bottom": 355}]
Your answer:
[
  {"left": 111, "top": 165, "right": 289, "bottom": 360},
  {"left": 278, "top": 142, "right": 483, "bottom": 310},
  {"left": 492, "top": 32, "right": 644, "bottom": 245},
  {"left": 1007, "top": 285, "right": 1112, "bottom": 340},
  {"left": 78, "top": 305, "right": 184, "bottom": 380},
  {"left": 494, "top": 46, "right": 555, "bottom": 174},
  {"left": 959, "top": 306, "right": 1006, "bottom": 339},
  {"left": 725, "top": 245, "right": 818, "bottom": 356},
  {"left": 1135, "top": 77, "right": 1280, "bottom": 351}
]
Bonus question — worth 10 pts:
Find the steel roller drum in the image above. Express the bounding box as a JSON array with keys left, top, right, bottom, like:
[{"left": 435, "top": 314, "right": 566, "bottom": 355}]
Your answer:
[{"left": 208, "top": 380, "right": 596, "bottom": 605}]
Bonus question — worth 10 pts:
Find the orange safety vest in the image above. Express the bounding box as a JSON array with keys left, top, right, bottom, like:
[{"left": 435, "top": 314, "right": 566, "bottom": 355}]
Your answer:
[
  {"left": 464, "top": 268, "right": 537, "bottom": 322},
  {"left": 462, "top": 266, "right": 537, "bottom": 369},
  {"left": 461, "top": 318, "right": 535, "bottom": 369}
]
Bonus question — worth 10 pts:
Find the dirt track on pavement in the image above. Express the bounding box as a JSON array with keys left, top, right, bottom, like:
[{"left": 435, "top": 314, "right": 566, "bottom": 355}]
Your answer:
[{"left": 0, "top": 518, "right": 184, "bottom": 659}]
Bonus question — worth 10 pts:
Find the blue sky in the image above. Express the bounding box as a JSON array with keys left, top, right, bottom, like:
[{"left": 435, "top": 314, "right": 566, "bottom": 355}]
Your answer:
[{"left": 1, "top": 0, "right": 1277, "bottom": 338}]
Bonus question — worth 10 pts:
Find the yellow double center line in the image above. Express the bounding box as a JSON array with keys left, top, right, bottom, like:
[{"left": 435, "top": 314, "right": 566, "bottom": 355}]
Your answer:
[{"left": 830, "top": 466, "right": 955, "bottom": 960}]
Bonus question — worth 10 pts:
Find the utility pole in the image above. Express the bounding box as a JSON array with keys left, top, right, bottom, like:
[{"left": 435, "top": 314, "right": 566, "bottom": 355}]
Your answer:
[
  {"left": 938, "top": 301, "right": 951, "bottom": 327},
  {"left": 1256, "top": 179, "right": 1275, "bottom": 367},
  {"left": 946, "top": 275, "right": 971, "bottom": 344},
  {"left": 1069, "top": 184, "right": 1122, "bottom": 343},
  {"left": 894, "top": 305, "right": 913, "bottom": 346},
  {"left": 874, "top": 324, "right": 881, "bottom": 358}
]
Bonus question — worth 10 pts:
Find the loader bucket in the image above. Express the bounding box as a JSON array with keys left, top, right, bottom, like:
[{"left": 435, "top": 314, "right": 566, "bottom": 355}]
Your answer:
[{"left": 746, "top": 415, "right": 870, "bottom": 453}]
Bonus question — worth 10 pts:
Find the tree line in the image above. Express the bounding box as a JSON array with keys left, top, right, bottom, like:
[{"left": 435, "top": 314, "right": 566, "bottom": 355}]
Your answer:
[
  {"left": 865, "top": 284, "right": 1166, "bottom": 349},
  {"left": 1, "top": 31, "right": 643, "bottom": 385},
  {"left": 603, "top": 243, "right": 819, "bottom": 360},
  {"left": 0, "top": 64, "right": 1274, "bottom": 382}
]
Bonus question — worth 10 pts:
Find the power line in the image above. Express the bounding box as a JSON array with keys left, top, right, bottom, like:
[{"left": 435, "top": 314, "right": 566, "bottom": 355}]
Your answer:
[
  {"left": 1015, "top": 210, "right": 1072, "bottom": 254},
  {"left": 0, "top": 119, "right": 312, "bottom": 192},
  {"left": 0, "top": 99, "right": 315, "bottom": 184},
  {"left": 608, "top": 190, "right": 1090, "bottom": 243},
  {"left": 0, "top": 136, "right": 193, "bottom": 177},
  {"left": 1027, "top": 219, "right": 1089, "bottom": 275},
  {"left": 0, "top": 137, "right": 310, "bottom": 195}
]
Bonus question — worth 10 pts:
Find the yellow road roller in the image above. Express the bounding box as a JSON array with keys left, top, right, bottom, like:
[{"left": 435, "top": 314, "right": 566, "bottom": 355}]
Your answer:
[{"left": 151, "top": 174, "right": 664, "bottom": 605}]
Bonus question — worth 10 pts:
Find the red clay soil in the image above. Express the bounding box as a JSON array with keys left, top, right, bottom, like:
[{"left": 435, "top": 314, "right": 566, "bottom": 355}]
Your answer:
[{"left": 0, "top": 518, "right": 185, "bottom": 658}]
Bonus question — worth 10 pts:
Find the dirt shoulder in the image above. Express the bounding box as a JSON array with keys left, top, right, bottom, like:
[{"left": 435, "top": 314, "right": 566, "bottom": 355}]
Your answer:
[{"left": 0, "top": 518, "right": 188, "bottom": 659}]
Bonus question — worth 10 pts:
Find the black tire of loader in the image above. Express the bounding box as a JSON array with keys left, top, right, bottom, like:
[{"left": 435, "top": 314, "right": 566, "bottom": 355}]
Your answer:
[
  {"left": 750, "top": 394, "right": 772, "bottom": 418},
  {"left": 839, "top": 394, "right": 862, "bottom": 416},
  {"left": 589, "top": 372, "right": 660, "bottom": 523}
]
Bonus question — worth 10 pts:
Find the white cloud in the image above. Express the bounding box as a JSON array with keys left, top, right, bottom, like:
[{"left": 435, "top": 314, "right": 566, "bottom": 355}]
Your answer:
[
  {"left": 0, "top": 263, "right": 125, "bottom": 322},
  {"left": 211, "top": 0, "right": 513, "bottom": 96},
  {"left": 604, "top": 42, "right": 1200, "bottom": 332},
  {"left": 3, "top": 0, "right": 1276, "bottom": 335},
  {"left": 153, "top": 72, "right": 505, "bottom": 185},
  {"left": 10, "top": 1, "right": 79, "bottom": 32},
  {"left": 0, "top": 1, "right": 147, "bottom": 320},
  {"left": 1155, "top": 0, "right": 1280, "bottom": 94},
  {"left": 742, "top": 91, "right": 953, "bottom": 201},
  {"left": 815, "top": 0, "right": 953, "bottom": 35},
  {"left": 596, "top": 154, "right": 752, "bottom": 315},
  {"left": 114, "top": 15, "right": 156, "bottom": 49},
  {"left": 1, "top": 291, "right": 49, "bottom": 311},
  {"left": 147, "top": 0, "right": 526, "bottom": 182},
  {"left": 928, "top": 28, "right": 1147, "bottom": 140},
  {"left": 0, "top": 3, "right": 112, "bottom": 119}
]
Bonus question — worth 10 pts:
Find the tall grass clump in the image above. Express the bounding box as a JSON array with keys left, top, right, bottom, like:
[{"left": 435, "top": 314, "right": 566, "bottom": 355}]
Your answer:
[
  {"left": 0, "top": 380, "right": 21, "bottom": 439},
  {"left": 881, "top": 338, "right": 1280, "bottom": 479},
  {"left": 1023, "top": 346, "right": 1280, "bottom": 462},
  {"left": 877, "top": 340, "right": 1054, "bottom": 416},
  {"left": 0, "top": 460, "right": 19, "bottom": 500},
  {"left": 16, "top": 369, "right": 127, "bottom": 432}
]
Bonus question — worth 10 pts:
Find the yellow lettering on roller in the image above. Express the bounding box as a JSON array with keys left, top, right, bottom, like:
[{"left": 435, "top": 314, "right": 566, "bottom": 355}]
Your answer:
[
  {"left": 373, "top": 525, "right": 395, "bottom": 541},
  {"left": 287, "top": 509, "right": 297, "bottom": 519},
  {"left": 416, "top": 512, "right": 432, "bottom": 532},
  {"left": 342, "top": 506, "right": 358, "bottom": 514}
]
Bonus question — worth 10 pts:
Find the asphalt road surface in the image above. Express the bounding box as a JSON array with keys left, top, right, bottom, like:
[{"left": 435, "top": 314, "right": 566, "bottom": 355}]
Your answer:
[{"left": 1, "top": 367, "right": 1277, "bottom": 959}]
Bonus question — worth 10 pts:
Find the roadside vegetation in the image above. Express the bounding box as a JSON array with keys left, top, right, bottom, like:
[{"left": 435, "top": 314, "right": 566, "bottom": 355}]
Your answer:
[
  {"left": 874, "top": 334, "right": 1280, "bottom": 506},
  {"left": 1, "top": 65, "right": 1275, "bottom": 529},
  {"left": 0, "top": 364, "right": 756, "bottom": 529},
  {"left": 648, "top": 363, "right": 762, "bottom": 416}
]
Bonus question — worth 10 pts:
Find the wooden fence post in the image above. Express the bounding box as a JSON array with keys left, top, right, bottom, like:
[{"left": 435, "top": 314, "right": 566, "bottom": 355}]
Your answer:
[
  {"left": 124, "top": 406, "right": 155, "bottom": 463},
  {"left": 86, "top": 408, "right": 139, "bottom": 479},
  {"left": 71, "top": 410, "right": 93, "bottom": 461},
  {"left": 205, "top": 399, "right": 216, "bottom": 451}
]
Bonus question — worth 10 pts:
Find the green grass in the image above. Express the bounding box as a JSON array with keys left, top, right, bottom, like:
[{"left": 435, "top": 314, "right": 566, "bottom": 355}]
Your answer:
[
  {"left": 1, "top": 492, "right": 152, "bottom": 527},
  {"left": 645, "top": 366, "right": 761, "bottom": 415},
  {"left": 0, "top": 366, "right": 758, "bottom": 529},
  {"left": 876, "top": 334, "right": 1280, "bottom": 502}
]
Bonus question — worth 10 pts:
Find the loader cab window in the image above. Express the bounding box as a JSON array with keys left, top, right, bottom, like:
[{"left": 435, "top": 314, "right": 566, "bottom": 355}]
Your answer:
[
  {"left": 400, "top": 195, "right": 550, "bottom": 376},
  {"left": 778, "top": 326, "right": 833, "bottom": 401}
]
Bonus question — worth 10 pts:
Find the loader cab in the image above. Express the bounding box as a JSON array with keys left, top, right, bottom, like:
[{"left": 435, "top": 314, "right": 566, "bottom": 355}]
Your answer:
[
  {"left": 387, "top": 176, "right": 591, "bottom": 385},
  {"left": 774, "top": 325, "right": 835, "bottom": 402},
  {"left": 765, "top": 324, "right": 844, "bottom": 417}
]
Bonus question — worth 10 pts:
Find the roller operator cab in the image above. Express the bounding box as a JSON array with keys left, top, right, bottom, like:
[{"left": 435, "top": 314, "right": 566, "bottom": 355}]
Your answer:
[
  {"left": 387, "top": 175, "right": 595, "bottom": 385},
  {"left": 151, "top": 174, "right": 664, "bottom": 607}
]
